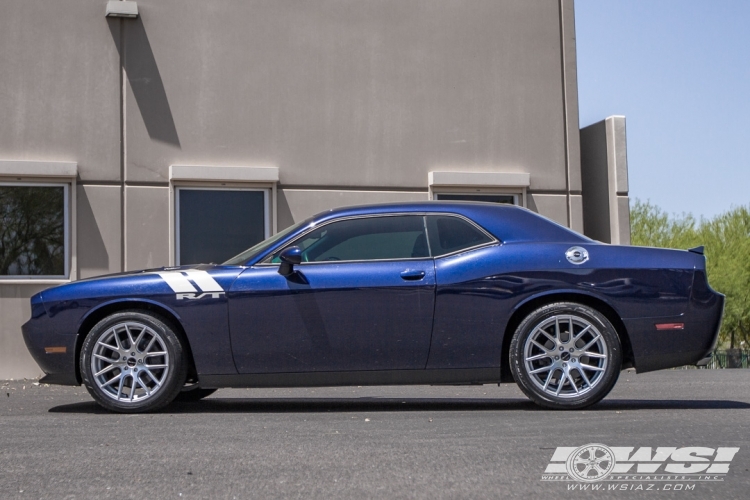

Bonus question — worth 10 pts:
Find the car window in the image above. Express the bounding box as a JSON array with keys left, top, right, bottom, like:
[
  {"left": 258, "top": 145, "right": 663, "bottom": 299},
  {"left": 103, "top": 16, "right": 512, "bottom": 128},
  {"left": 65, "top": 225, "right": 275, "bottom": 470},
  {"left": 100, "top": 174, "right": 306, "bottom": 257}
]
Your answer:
[
  {"left": 426, "top": 215, "right": 493, "bottom": 257},
  {"left": 272, "top": 215, "right": 430, "bottom": 263},
  {"left": 223, "top": 217, "right": 312, "bottom": 265}
]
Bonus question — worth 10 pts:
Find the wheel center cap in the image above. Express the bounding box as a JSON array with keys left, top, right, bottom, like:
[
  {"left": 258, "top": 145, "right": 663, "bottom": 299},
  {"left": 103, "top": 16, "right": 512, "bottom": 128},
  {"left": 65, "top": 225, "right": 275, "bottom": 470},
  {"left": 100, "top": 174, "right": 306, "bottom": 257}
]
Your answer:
[
  {"left": 127, "top": 358, "right": 137, "bottom": 368},
  {"left": 561, "top": 352, "right": 571, "bottom": 362}
]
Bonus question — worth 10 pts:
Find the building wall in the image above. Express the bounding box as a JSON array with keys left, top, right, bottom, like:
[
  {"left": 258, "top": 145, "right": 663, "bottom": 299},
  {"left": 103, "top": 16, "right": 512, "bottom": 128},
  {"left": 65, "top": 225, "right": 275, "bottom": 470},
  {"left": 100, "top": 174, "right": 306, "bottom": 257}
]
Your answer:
[
  {"left": 0, "top": 0, "right": 584, "bottom": 379},
  {"left": 580, "top": 116, "right": 631, "bottom": 244}
]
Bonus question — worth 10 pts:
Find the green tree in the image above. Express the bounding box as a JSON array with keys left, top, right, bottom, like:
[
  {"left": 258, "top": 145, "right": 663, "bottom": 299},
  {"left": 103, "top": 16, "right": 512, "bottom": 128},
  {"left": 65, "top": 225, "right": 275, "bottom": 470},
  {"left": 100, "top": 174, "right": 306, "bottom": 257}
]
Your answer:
[{"left": 630, "top": 199, "right": 750, "bottom": 348}]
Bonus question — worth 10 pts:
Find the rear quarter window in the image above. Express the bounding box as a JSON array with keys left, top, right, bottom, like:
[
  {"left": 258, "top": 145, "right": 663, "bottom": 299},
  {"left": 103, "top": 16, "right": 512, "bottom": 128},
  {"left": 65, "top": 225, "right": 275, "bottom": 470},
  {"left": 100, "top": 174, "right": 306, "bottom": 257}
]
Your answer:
[{"left": 426, "top": 215, "right": 494, "bottom": 257}]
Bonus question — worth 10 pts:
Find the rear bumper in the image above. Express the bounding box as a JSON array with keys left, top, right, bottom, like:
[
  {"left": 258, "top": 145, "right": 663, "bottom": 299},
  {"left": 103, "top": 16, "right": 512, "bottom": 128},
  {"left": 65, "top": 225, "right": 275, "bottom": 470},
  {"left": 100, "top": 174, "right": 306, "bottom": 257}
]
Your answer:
[
  {"left": 625, "top": 280, "right": 724, "bottom": 374},
  {"left": 695, "top": 293, "right": 725, "bottom": 366}
]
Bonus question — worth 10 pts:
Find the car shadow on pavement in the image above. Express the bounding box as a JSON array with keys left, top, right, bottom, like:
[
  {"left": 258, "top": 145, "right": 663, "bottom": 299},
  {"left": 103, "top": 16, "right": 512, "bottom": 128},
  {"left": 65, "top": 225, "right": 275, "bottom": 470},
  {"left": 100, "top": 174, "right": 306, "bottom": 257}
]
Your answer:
[{"left": 48, "top": 397, "right": 750, "bottom": 414}]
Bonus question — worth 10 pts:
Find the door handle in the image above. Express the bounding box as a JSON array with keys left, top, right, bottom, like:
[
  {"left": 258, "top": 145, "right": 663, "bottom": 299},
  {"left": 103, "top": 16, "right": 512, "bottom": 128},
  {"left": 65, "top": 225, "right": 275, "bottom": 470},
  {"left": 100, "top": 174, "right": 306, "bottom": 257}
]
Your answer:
[{"left": 400, "top": 269, "right": 426, "bottom": 281}]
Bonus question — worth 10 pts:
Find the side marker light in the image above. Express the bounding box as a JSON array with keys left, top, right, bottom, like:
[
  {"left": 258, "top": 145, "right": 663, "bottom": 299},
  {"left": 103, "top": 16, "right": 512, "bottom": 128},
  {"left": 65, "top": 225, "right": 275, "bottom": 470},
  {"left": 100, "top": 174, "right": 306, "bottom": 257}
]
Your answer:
[{"left": 655, "top": 323, "right": 684, "bottom": 331}]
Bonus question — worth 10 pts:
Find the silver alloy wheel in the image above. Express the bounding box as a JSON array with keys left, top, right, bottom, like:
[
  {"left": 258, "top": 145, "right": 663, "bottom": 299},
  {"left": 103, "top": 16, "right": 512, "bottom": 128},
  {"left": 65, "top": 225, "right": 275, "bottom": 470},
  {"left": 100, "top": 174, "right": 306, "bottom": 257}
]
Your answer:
[
  {"left": 523, "top": 314, "right": 608, "bottom": 398},
  {"left": 90, "top": 321, "right": 170, "bottom": 403}
]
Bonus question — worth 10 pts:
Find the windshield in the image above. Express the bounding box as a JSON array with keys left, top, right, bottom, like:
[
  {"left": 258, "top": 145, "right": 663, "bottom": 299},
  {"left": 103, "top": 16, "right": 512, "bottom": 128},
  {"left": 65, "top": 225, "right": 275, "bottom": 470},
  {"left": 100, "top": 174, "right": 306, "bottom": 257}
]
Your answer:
[{"left": 222, "top": 218, "right": 313, "bottom": 265}]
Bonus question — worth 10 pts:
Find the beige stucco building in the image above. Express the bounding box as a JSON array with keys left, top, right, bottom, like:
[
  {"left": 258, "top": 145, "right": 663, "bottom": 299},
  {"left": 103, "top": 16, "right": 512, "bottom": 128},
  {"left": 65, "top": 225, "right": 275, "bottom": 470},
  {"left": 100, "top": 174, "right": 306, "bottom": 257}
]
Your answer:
[{"left": 0, "top": 0, "right": 628, "bottom": 379}]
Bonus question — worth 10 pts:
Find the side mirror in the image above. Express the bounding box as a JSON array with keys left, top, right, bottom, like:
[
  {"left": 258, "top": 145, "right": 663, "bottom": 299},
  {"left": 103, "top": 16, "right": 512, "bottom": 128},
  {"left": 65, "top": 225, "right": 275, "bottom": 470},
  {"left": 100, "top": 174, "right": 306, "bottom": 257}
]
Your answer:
[{"left": 278, "top": 246, "right": 302, "bottom": 276}]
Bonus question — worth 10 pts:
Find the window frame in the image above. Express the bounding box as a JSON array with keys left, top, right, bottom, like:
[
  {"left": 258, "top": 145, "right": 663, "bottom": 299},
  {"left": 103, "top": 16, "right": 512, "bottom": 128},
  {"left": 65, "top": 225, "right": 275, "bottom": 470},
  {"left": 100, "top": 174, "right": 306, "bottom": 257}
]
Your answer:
[
  {"left": 258, "top": 212, "right": 498, "bottom": 266},
  {"left": 174, "top": 186, "right": 270, "bottom": 266},
  {"left": 433, "top": 190, "right": 522, "bottom": 206},
  {"left": 425, "top": 214, "right": 497, "bottom": 258},
  {"left": 0, "top": 181, "right": 71, "bottom": 280}
]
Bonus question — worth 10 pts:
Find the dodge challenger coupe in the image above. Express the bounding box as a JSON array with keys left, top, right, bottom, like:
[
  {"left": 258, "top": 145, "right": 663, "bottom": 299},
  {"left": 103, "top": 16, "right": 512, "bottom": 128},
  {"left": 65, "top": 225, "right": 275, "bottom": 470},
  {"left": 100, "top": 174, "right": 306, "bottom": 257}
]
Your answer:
[{"left": 23, "top": 202, "right": 724, "bottom": 413}]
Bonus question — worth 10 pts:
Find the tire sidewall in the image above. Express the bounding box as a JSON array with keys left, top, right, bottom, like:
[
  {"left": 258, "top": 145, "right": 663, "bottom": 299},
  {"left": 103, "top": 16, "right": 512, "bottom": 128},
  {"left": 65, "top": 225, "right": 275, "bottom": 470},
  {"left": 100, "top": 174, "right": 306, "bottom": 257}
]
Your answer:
[
  {"left": 80, "top": 310, "right": 187, "bottom": 413},
  {"left": 510, "top": 302, "right": 622, "bottom": 410}
]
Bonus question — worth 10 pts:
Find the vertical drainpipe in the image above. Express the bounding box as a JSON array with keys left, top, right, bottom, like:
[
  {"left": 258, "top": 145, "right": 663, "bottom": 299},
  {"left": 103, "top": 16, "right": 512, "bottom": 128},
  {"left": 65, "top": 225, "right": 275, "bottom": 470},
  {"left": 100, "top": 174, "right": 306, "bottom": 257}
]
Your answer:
[
  {"left": 558, "top": 0, "right": 571, "bottom": 227},
  {"left": 119, "top": 17, "right": 126, "bottom": 272},
  {"left": 558, "top": 0, "right": 582, "bottom": 231}
]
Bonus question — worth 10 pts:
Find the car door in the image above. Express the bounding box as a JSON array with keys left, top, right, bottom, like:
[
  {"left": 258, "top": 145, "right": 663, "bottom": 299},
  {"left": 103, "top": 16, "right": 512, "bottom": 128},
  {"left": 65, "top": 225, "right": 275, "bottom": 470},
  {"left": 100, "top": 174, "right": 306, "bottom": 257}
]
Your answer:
[
  {"left": 421, "top": 214, "right": 503, "bottom": 370},
  {"left": 228, "top": 214, "right": 436, "bottom": 373}
]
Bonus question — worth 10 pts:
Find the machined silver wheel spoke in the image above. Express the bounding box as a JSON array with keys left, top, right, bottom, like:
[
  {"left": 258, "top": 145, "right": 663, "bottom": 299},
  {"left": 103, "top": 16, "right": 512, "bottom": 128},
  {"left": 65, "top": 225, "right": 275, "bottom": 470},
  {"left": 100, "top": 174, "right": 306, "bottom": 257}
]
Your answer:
[
  {"left": 125, "top": 325, "right": 136, "bottom": 349},
  {"left": 94, "top": 364, "right": 118, "bottom": 377},
  {"left": 136, "top": 376, "right": 151, "bottom": 397},
  {"left": 530, "top": 339, "right": 551, "bottom": 353},
  {"left": 568, "top": 318, "right": 574, "bottom": 340},
  {"left": 144, "top": 336, "right": 157, "bottom": 353},
  {"left": 538, "top": 328, "right": 556, "bottom": 345},
  {"left": 579, "top": 363, "right": 605, "bottom": 372},
  {"left": 542, "top": 370, "right": 554, "bottom": 391},
  {"left": 112, "top": 330, "right": 122, "bottom": 350},
  {"left": 526, "top": 352, "right": 549, "bottom": 362},
  {"left": 93, "top": 353, "right": 118, "bottom": 363},
  {"left": 572, "top": 325, "right": 591, "bottom": 342},
  {"left": 529, "top": 365, "right": 552, "bottom": 375},
  {"left": 97, "top": 340, "right": 117, "bottom": 351},
  {"left": 580, "top": 335, "right": 602, "bottom": 352},
  {"left": 583, "top": 351, "right": 606, "bottom": 359},
  {"left": 129, "top": 374, "right": 137, "bottom": 402},
  {"left": 576, "top": 367, "right": 592, "bottom": 388},
  {"left": 142, "top": 368, "right": 161, "bottom": 386},
  {"left": 116, "top": 375, "right": 126, "bottom": 399},
  {"left": 133, "top": 328, "right": 147, "bottom": 351},
  {"left": 101, "top": 372, "right": 122, "bottom": 388},
  {"left": 566, "top": 371, "right": 579, "bottom": 394}
]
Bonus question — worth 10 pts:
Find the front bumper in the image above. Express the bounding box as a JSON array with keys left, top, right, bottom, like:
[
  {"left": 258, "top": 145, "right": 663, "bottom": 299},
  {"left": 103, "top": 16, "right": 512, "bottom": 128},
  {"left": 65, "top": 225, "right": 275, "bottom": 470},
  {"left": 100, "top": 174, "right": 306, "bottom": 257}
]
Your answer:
[{"left": 22, "top": 313, "right": 80, "bottom": 386}]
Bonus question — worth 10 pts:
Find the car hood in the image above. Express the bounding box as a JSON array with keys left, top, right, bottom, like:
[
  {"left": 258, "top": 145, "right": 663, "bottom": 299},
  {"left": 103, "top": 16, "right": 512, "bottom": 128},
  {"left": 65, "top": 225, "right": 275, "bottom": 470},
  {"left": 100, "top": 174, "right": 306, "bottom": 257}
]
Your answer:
[{"left": 36, "top": 264, "right": 245, "bottom": 307}]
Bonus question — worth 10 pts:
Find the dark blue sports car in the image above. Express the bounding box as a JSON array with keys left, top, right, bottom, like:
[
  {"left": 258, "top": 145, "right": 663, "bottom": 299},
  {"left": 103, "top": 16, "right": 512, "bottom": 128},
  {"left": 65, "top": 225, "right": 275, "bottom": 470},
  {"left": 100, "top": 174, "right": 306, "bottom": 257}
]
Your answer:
[{"left": 22, "top": 202, "right": 724, "bottom": 412}]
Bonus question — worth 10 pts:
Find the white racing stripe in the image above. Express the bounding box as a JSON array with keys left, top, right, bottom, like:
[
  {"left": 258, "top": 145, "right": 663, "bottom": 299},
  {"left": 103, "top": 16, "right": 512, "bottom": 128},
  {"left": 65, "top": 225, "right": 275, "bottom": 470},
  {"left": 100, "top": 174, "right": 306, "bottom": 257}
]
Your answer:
[
  {"left": 184, "top": 270, "right": 223, "bottom": 292},
  {"left": 158, "top": 272, "right": 198, "bottom": 293}
]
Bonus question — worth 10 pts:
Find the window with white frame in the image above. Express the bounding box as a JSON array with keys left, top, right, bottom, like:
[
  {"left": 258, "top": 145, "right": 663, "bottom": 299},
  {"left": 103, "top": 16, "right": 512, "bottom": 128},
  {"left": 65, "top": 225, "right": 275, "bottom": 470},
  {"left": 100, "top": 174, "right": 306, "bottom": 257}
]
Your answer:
[
  {"left": 0, "top": 183, "right": 70, "bottom": 277},
  {"left": 434, "top": 192, "right": 519, "bottom": 205},
  {"left": 428, "top": 171, "right": 529, "bottom": 207},
  {"left": 175, "top": 187, "right": 270, "bottom": 265}
]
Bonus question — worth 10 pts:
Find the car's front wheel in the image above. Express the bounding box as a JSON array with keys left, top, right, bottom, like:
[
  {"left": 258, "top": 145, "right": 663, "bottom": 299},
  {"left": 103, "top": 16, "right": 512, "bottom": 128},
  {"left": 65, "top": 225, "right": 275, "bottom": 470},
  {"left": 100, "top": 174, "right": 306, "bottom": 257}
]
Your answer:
[
  {"left": 510, "top": 302, "right": 622, "bottom": 410},
  {"left": 80, "top": 311, "right": 187, "bottom": 413}
]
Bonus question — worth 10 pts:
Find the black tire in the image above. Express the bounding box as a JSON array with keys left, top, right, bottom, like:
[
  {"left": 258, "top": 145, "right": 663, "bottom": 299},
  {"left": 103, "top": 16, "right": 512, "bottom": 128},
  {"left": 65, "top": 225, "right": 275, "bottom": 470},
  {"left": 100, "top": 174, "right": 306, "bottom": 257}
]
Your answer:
[
  {"left": 510, "top": 302, "right": 622, "bottom": 410},
  {"left": 80, "top": 310, "right": 188, "bottom": 413},
  {"left": 173, "top": 385, "right": 217, "bottom": 402}
]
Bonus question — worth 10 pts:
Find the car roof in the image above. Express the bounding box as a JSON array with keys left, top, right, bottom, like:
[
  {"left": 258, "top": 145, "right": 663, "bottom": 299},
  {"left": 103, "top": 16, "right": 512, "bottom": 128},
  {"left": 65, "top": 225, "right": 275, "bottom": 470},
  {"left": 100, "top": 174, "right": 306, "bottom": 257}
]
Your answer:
[
  {"left": 315, "top": 200, "right": 509, "bottom": 215},
  {"left": 310, "top": 201, "right": 590, "bottom": 244}
]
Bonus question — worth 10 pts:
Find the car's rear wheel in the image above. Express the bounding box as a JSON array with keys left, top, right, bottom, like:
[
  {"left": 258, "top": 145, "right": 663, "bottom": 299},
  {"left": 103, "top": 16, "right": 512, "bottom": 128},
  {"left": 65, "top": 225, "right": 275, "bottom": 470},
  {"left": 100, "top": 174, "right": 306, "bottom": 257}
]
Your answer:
[
  {"left": 80, "top": 311, "right": 187, "bottom": 413},
  {"left": 510, "top": 302, "right": 622, "bottom": 410}
]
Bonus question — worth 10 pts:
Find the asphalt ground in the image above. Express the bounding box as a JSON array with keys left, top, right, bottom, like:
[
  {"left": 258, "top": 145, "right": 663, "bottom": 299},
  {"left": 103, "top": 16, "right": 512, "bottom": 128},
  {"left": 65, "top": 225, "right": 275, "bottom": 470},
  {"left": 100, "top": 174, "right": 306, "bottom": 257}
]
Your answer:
[{"left": 1, "top": 369, "right": 749, "bottom": 500}]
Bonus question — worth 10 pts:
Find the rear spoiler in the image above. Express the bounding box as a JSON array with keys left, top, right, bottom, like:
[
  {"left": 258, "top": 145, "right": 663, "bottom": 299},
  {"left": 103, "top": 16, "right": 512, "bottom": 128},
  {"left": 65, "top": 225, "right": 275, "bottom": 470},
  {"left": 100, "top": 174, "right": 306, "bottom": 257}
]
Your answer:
[{"left": 688, "top": 246, "right": 705, "bottom": 255}]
